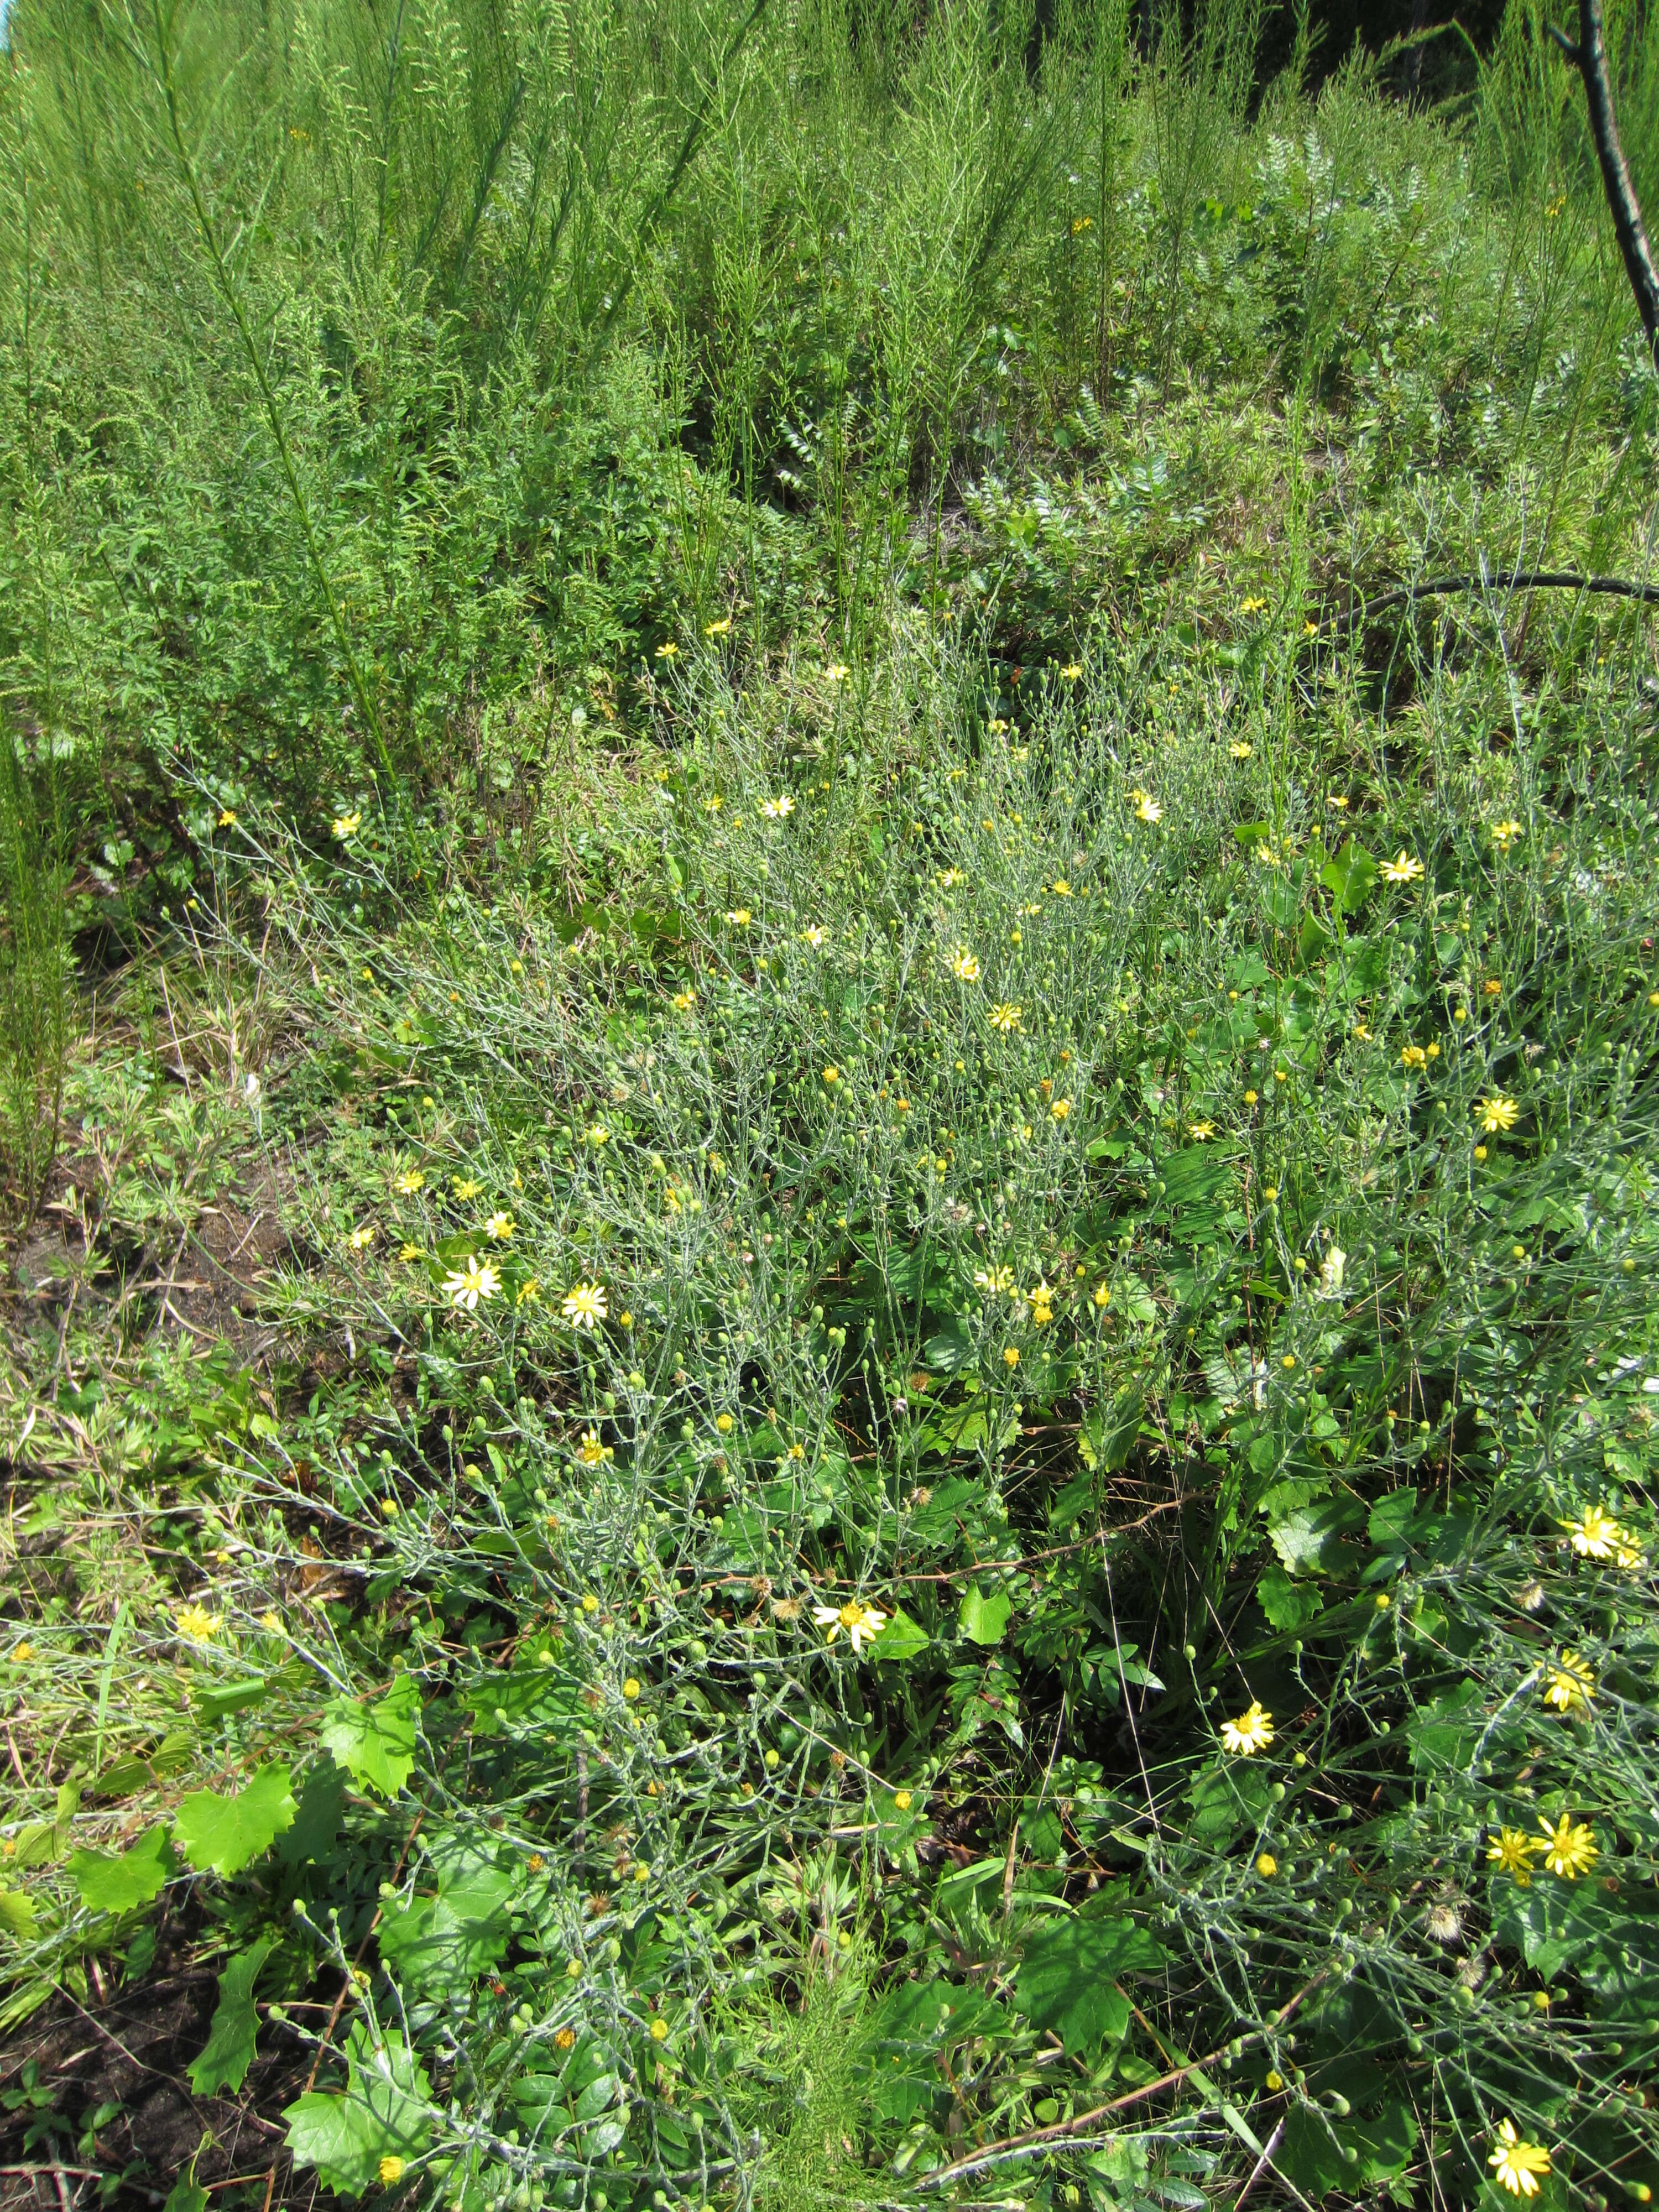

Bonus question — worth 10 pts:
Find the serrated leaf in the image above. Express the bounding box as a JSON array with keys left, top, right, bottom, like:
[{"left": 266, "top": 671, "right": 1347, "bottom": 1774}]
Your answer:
[
  {"left": 284, "top": 2021, "right": 431, "bottom": 2194},
  {"left": 1257, "top": 1563, "right": 1324, "bottom": 1633},
  {"left": 70, "top": 1826, "right": 175, "bottom": 1914},
  {"left": 959, "top": 1585, "right": 1011, "bottom": 1646},
  {"left": 0, "top": 1890, "right": 37, "bottom": 1939},
  {"left": 189, "top": 1939, "right": 270, "bottom": 2094},
  {"left": 174, "top": 1764, "right": 296, "bottom": 1877},
  {"left": 1016, "top": 1917, "right": 1163, "bottom": 2053},
  {"left": 320, "top": 1673, "right": 419, "bottom": 1797}
]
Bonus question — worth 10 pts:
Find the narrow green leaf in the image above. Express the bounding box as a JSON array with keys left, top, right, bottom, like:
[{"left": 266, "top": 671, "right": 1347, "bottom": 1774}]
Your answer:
[{"left": 189, "top": 1938, "right": 271, "bottom": 2094}]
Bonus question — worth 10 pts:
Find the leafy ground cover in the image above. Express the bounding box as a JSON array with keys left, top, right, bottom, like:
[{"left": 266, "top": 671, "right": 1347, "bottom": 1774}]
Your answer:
[{"left": 3, "top": 1, "right": 1659, "bottom": 2207}]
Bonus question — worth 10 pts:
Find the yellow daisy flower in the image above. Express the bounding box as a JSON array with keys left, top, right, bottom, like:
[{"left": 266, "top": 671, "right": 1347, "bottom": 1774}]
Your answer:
[
  {"left": 443, "top": 1256, "right": 500, "bottom": 1311},
  {"left": 561, "top": 1281, "right": 609, "bottom": 1329},
  {"left": 1379, "top": 850, "right": 1424, "bottom": 884},
  {"left": 812, "top": 1598, "right": 886, "bottom": 1654},
  {"left": 1485, "top": 1828, "right": 1536, "bottom": 1885},
  {"left": 1220, "top": 1700, "right": 1274, "bottom": 1755},
  {"left": 1488, "top": 2121, "right": 1550, "bottom": 2198},
  {"left": 1543, "top": 1650, "right": 1594, "bottom": 1712},
  {"left": 1561, "top": 1504, "right": 1624, "bottom": 1560},
  {"left": 1536, "top": 1812, "right": 1598, "bottom": 1879}
]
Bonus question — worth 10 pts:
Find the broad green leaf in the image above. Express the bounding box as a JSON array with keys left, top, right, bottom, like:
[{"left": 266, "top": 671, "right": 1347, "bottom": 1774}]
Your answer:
[
  {"left": 1404, "top": 1679, "right": 1484, "bottom": 1775},
  {"left": 959, "top": 1585, "right": 1011, "bottom": 1646},
  {"left": 320, "top": 1673, "right": 420, "bottom": 1797},
  {"left": 0, "top": 1890, "right": 37, "bottom": 1939},
  {"left": 1257, "top": 1563, "right": 1324, "bottom": 1633},
  {"left": 284, "top": 2021, "right": 431, "bottom": 2194},
  {"left": 1267, "top": 1496, "right": 1364, "bottom": 1575},
  {"left": 1281, "top": 2098, "right": 1418, "bottom": 2197},
  {"left": 189, "top": 1939, "right": 271, "bottom": 2094},
  {"left": 1320, "top": 838, "right": 1378, "bottom": 915},
  {"left": 870, "top": 1606, "right": 928, "bottom": 1663},
  {"left": 466, "top": 1646, "right": 587, "bottom": 1741},
  {"left": 573, "top": 2071, "right": 620, "bottom": 2122},
  {"left": 1016, "top": 1917, "right": 1162, "bottom": 2053},
  {"left": 1259, "top": 874, "right": 1298, "bottom": 928},
  {"left": 378, "top": 1842, "right": 513, "bottom": 1999},
  {"left": 1183, "top": 1759, "right": 1275, "bottom": 1846},
  {"left": 70, "top": 1826, "right": 175, "bottom": 1914},
  {"left": 278, "top": 1757, "right": 347, "bottom": 1868},
  {"left": 1298, "top": 911, "right": 1334, "bottom": 965},
  {"left": 174, "top": 1764, "right": 296, "bottom": 1877},
  {"left": 162, "top": 2177, "right": 209, "bottom": 2212}
]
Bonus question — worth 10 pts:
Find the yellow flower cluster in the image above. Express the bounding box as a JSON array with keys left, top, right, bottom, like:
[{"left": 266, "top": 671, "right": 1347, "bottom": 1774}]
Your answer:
[{"left": 1486, "top": 1812, "right": 1598, "bottom": 1883}]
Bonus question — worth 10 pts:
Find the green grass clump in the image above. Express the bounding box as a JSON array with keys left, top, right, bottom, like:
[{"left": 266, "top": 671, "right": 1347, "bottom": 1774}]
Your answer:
[{"left": 2, "top": 0, "right": 1659, "bottom": 2207}]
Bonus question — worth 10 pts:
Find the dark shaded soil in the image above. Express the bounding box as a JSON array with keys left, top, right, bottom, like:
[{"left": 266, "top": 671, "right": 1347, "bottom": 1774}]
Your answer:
[
  {"left": 0, "top": 1937, "right": 315, "bottom": 2209},
  {"left": 11, "top": 1154, "right": 295, "bottom": 1375}
]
